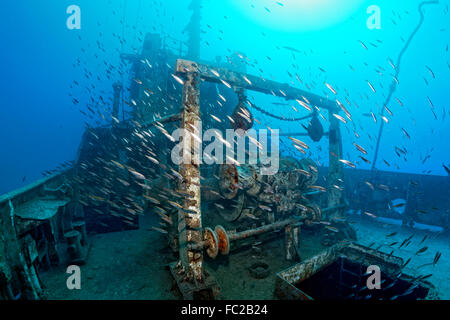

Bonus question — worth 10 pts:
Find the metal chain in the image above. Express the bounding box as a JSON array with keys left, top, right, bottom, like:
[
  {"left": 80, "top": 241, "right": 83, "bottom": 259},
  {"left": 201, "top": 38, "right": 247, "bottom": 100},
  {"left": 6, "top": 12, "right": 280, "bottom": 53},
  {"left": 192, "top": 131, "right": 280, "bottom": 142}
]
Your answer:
[{"left": 248, "top": 103, "right": 311, "bottom": 122}]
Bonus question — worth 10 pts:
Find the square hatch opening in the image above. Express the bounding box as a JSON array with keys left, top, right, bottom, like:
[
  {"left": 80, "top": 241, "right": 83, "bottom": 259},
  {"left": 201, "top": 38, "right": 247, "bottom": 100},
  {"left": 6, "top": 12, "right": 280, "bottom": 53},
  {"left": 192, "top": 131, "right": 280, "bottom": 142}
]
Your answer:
[
  {"left": 276, "top": 242, "right": 437, "bottom": 300},
  {"left": 295, "top": 257, "right": 429, "bottom": 300}
]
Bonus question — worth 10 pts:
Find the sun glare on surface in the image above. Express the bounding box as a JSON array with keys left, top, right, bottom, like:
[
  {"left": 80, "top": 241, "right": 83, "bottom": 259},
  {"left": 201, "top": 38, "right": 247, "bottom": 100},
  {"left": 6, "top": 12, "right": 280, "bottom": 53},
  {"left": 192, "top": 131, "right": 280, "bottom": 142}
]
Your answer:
[{"left": 231, "top": 0, "right": 365, "bottom": 31}]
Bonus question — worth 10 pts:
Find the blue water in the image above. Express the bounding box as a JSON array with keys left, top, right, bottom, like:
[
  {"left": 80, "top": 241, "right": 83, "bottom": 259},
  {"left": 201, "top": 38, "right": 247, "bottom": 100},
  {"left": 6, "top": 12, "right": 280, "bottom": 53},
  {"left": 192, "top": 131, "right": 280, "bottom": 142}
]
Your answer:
[{"left": 0, "top": 0, "right": 448, "bottom": 195}]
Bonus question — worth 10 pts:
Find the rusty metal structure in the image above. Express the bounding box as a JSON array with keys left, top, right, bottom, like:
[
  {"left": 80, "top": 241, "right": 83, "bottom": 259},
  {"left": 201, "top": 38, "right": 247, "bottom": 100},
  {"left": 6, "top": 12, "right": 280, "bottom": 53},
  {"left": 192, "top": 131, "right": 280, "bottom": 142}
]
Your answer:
[
  {"left": 0, "top": 170, "right": 88, "bottom": 299},
  {"left": 0, "top": 49, "right": 348, "bottom": 299},
  {"left": 163, "top": 58, "right": 347, "bottom": 299},
  {"left": 0, "top": 29, "right": 349, "bottom": 300}
]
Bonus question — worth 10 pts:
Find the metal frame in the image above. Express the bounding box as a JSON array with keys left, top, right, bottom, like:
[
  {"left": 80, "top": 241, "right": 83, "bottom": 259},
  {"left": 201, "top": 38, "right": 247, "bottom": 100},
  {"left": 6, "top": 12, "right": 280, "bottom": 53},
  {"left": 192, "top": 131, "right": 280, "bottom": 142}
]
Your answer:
[{"left": 174, "top": 59, "right": 345, "bottom": 283}]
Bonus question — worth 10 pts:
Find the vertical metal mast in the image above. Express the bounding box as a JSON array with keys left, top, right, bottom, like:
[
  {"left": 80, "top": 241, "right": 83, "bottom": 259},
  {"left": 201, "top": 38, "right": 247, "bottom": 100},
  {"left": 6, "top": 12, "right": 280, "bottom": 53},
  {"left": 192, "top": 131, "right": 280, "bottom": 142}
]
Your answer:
[{"left": 185, "top": 0, "right": 202, "bottom": 60}]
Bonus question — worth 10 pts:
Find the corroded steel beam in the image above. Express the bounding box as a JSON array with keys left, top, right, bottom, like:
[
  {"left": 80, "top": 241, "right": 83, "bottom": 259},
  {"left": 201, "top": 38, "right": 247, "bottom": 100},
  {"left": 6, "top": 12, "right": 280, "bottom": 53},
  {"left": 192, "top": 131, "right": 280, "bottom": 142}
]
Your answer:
[
  {"left": 327, "top": 110, "right": 345, "bottom": 217},
  {"left": 176, "top": 59, "right": 338, "bottom": 111},
  {"left": 177, "top": 70, "right": 204, "bottom": 282}
]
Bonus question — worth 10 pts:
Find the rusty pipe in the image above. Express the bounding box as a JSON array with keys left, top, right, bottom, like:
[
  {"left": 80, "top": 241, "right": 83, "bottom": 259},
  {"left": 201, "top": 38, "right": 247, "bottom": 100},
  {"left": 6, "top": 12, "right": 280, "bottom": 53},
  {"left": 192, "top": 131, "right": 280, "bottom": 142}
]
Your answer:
[
  {"left": 188, "top": 218, "right": 302, "bottom": 251},
  {"left": 228, "top": 218, "right": 298, "bottom": 241}
]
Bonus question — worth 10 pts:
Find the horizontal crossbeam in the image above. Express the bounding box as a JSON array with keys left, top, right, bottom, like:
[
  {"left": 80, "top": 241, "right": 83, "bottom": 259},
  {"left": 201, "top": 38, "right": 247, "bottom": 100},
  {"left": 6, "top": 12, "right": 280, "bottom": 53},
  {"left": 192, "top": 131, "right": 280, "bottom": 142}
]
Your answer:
[{"left": 176, "top": 59, "right": 338, "bottom": 112}]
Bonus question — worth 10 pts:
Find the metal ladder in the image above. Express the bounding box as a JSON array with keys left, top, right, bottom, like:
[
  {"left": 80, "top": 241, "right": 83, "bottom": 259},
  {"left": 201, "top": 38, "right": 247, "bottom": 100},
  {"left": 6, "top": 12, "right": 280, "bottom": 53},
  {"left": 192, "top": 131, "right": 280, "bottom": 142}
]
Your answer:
[{"left": 338, "top": 257, "right": 364, "bottom": 299}]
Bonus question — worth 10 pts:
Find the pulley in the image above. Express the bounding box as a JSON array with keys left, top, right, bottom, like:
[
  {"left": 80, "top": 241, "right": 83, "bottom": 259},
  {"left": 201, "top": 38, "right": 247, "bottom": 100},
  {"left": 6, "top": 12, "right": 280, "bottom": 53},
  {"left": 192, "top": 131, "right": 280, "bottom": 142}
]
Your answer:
[
  {"left": 230, "top": 88, "right": 253, "bottom": 131},
  {"left": 304, "top": 110, "right": 324, "bottom": 142},
  {"left": 215, "top": 225, "right": 230, "bottom": 255},
  {"left": 203, "top": 227, "right": 219, "bottom": 259}
]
